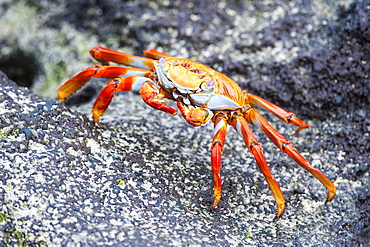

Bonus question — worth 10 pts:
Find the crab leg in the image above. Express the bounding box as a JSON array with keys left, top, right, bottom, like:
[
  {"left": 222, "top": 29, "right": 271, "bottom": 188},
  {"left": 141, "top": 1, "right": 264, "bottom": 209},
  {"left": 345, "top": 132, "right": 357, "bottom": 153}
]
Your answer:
[
  {"left": 92, "top": 77, "right": 177, "bottom": 123},
  {"left": 210, "top": 113, "right": 228, "bottom": 209},
  {"left": 143, "top": 49, "right": 171, "bottom": 59},
  {"left": 246, "top": 93, "right": 309, "bottom": 130},
  {"left": 246, "top": 108, "right": 336, "bottom": 201},
  {"left": 90, "top": 46, "right": 156, "bottom": 70},
  {"left": 57, "top": 65, "right": 150, "bottom": 101},
  {"left": 230, "top": 114, "right": 286, "bottom": 218}
]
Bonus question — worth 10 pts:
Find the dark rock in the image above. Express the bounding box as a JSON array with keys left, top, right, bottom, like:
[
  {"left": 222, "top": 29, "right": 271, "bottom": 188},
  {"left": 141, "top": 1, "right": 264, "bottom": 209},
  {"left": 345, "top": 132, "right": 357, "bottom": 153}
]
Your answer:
[{"left": 0, "top": 0, "right": 369, "bottom": 246}]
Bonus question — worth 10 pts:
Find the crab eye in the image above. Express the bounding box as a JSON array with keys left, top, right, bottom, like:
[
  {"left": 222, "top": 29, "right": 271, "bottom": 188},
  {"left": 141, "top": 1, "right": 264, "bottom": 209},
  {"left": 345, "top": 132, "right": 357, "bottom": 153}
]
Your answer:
[
  {"left": 206, "top": 80, "right": 214, "bottom": 89},
  {"left": 159, "top": 57, "right": 166, "bottom": 69},
  {"left": 201, "top": 80, "right": 214, "bottom": 91}
]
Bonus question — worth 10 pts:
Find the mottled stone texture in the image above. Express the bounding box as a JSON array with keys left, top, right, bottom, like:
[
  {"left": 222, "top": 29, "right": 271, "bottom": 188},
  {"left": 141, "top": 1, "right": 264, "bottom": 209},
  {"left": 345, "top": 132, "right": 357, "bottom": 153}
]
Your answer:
[{"left": 0, "top": 0, "right": 369, "bottom": 245}]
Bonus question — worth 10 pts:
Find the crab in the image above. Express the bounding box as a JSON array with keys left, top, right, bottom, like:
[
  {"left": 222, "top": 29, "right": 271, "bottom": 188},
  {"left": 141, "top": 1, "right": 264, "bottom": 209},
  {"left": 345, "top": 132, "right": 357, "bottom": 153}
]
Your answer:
[{"left": 57, "top": 46, "right": 336, "bottom": 218}]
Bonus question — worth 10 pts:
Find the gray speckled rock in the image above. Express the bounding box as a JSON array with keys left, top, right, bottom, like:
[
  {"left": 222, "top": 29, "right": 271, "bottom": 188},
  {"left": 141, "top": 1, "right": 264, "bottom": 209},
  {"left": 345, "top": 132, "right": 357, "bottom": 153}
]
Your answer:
[
  {"left": 0, "top": 70, "right": 368, "bottom": 246},
  {"left": 0, "top": 0, "right": 369, "bottom": 246}
]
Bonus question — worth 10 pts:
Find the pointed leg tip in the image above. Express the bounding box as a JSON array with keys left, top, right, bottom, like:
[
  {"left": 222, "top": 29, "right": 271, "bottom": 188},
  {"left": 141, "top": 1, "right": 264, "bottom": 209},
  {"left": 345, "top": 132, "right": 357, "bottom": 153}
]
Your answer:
[
  {"left": 169, "top": 110, "right": 178, "bottom": 116},
  {"left": 92, "top": 115, "right": 100, "bottom": 125},
  {"left": 289, "top": 115, "right": 310, "bottom": 129},
  {"left": 273, "top": 205, "right": 285, "bottom": 220},
  {"left": 273, "top": 215, "right": 282, "bottom": 221},
  {"left": 326, "top": 190, "right": 336, "bottom": 202},
  {"left": 211, "top": 196, "right": 221, "bottom": 210},
  {"left": 57, "top": 93, "right": 65, "bottom": 102},
  {"left": 293, "top": 126, "right": 308, "bottom": 135}
]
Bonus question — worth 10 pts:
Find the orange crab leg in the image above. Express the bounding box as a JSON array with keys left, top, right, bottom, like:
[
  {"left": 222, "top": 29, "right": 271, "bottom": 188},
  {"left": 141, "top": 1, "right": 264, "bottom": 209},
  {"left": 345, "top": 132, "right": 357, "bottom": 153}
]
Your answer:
[
  {"left": 246, "top": 93, "right": 309, "bottom": 130},
  {"left": 92, "top": 77, "right": 147, "bottom": 123},
  {"left": 210, "top": 113, "right": 228, "bottom": 209},
  {"left": 90, "top": 46, "right": 156, "bottom": 70},
  {"left": 57, "top": 65, "right": 150, "bottom": 101},
  {"left": 230, "top": 114, "right": 286, "bottom": 218},
  {"left": 92, "top": 77, "right": 177, "bottom": 123},
  {"left": 246, "top": 108, "right": 336, "bottom": 201},
  {"left": 143, "top": 48, "right": 171, "bottom": 59}
]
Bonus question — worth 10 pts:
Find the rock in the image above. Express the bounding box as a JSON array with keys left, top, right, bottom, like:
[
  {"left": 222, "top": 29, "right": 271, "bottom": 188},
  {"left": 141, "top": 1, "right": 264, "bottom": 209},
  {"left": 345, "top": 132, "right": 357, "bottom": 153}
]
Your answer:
[{"left": 0, "top": 0, "right": 369, "bottom": 245}]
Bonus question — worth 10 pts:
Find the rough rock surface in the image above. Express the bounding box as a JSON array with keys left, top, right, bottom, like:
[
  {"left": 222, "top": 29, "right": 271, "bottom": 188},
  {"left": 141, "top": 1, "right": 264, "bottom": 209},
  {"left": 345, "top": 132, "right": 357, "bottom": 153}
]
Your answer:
[{"left": 0, "top": 0, "right": 369, "bottom": 246}]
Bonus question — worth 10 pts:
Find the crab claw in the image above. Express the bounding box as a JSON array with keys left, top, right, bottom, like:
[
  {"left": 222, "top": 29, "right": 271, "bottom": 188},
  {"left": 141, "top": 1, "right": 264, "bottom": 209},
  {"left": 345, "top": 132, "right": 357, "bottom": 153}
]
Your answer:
[{"left": 177, "top": 102, "right": 213, "bottom": 127}]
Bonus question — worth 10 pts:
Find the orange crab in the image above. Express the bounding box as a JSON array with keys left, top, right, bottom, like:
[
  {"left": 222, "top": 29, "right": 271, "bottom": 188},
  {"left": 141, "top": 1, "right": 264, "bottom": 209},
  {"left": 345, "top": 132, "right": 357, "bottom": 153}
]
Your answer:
[{"left": 57, "top": 46, "right": 336, "bottom": 218}]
